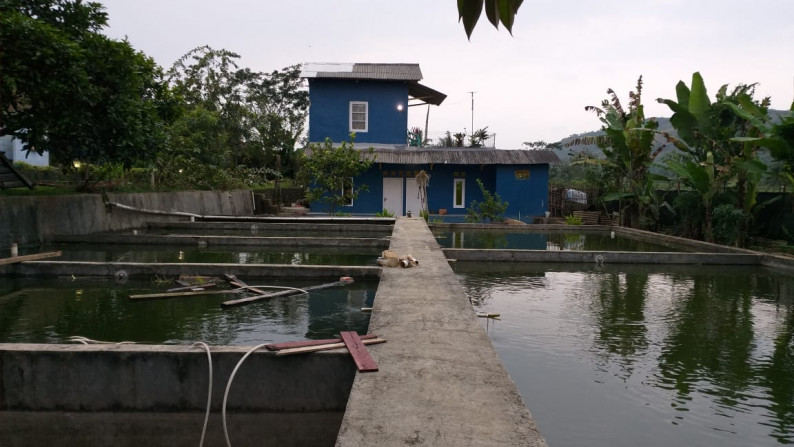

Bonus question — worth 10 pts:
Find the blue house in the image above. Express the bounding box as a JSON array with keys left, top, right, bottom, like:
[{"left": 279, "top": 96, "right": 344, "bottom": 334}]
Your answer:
[{"left": 302, "top": 63, "right": 559, "bottom": 220}]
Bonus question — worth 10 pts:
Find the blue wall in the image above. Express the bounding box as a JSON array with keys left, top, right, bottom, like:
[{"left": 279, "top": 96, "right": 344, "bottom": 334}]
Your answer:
[
  {"left": 494, "top": 164, "right": 550, "bottom": 218},
  {"left": 309, "top": 162, "right": 551, "bottom": 220},
  {"left": 308, "top": 79, "right": 409, "bottom": 145}
]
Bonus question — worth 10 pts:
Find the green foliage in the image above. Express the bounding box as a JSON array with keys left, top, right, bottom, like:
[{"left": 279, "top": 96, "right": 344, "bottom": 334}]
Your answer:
[
  {"left": 376, "top": 209, "right": 395, "bottom": 218},
  {"left": 570, "top": 76, "right": 667, "bottom": 229},
  {"left": 457, "top": 0, "right": 523, "bottom": 39},
  {"left": 0, "top": 0, "right": 176, "bottom": 168},
  {"left": 658, "top": 72, "right": 773, "bottom": 244},
  {"left": 298, "top": 136, "right": 374, "bottom": 215},
  {"left": 420, "top": 209, "right": 430, "bottom": 221},
  {"left": 468, "top": 127, "right": 490, "bottom": 147},
  {"left": 712, "top": 203, "right": 746, "bottom": 246},
  {"left": 166, "top": 47, "right": 308, "bottom": 176},
  {"left": 465, "top": 178, "right": 509, "bottom": 223},
  {"left": 564, "top": 214, "right": 583, "bottom": 225}
]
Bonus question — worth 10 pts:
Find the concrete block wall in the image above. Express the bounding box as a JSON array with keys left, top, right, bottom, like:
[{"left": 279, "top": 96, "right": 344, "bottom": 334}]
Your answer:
[
  {"left": 0, "top": 344, "right": 356, "bottom": 447},
  {"left": 0, "top": 190, "right": 255, "bottom": 249}
]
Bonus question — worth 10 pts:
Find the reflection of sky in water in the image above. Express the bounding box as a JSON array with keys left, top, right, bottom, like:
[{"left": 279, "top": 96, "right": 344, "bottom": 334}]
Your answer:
[{"left": 458, "top": 265, "right": 794, "bottom": 447}]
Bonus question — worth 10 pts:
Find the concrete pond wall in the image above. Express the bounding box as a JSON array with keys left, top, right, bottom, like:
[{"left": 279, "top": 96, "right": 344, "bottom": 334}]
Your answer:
[
  {"left": 0, "top": 190, "right": 255, "bottom": 249},
  {"left": 0, "top": 344, "right": 356, "bottom": 447}
]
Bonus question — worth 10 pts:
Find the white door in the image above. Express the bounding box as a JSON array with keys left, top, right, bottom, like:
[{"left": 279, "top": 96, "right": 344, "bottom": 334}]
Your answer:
[
  {"left": 382, "top": 177, "right": 404, "bottom": 216},
  {"left": 405, "top": 179, "right": 422, "bottom": 217}
]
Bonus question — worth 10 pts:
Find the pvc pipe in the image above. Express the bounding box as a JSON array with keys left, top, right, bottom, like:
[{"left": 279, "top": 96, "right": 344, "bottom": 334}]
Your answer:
[{"left": 10, "top": 243, "right": 18, "bottom": 257}]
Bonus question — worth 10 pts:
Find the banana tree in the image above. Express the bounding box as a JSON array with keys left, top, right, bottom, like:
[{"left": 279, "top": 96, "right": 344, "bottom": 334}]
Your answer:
[
  {"left": 569, "top": 76, "right": 669, "bottom": 228},
  {"left": 666, "top": 152, "right": 721, "bottom": 242},
  {"left": 658, "top": 72, "right": 772, "bottom": 245}
]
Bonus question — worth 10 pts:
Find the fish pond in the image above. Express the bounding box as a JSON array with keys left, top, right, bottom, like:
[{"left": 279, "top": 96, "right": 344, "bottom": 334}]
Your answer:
[
  {"left": 0, "top": 277, "right": 376, "bottom": 346},
  {"left": 433, "top": 229, "right": 684, "bottom": 252},
  {"left": 37, "top": 243, "right": 381, "bottom": 266},
  {"left": 456, "top": 262, "right": 794, "bottom": 447}
]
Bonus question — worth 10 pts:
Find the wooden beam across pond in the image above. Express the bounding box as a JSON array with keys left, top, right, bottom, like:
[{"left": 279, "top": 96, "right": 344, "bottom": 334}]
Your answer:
[
  {"left": 129, "top": 288, "right": 243, "bottom": 301},
  {"left": 221, "top": 277, "right": 355, "bottom": 308},
  {"left": 0, "top": 251, "right": 62, "bottom": 266}
]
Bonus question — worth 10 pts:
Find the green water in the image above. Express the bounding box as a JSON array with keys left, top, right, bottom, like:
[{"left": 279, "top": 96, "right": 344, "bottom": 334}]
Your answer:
[
  {"left": 456, "top": 263, "right": 794, "bottom": 447},
  {"left": 0, "top": 277, "right": 376, "bottom": 345},
  {"left": 433, "top": 230, "right": 683, "bottom": 251},
  {"left": 42, "top": 243, "right": 380, "bottom": 265}
]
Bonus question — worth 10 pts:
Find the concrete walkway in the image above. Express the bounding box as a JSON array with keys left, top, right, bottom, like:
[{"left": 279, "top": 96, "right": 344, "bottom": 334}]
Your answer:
[{"left": 335, "top": 218, "right": 547, "bottom": 447}]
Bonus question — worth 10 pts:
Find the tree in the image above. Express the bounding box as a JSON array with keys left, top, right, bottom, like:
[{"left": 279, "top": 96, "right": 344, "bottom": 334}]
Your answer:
[
  {"left": 569, "top": 76, "right": 669, "bottom": 229},
  {"left": 0, "top": 0, "right": 175, "bottom": 168},
  {"left": 166, "top": 47, "right": 309, "bottom": 175},
  {"left": 167, "top": 46, "right": 250, "bottom": 167},
  {"left": 657, "top": 72, "right": 773, "bottom": 244},
  {"left": 457, "top": 0, "right": 523, "bottom": 39},
  {"left": 245, "top": 64, "right": 309, "bottom": 175},
  {"left": 297, "top": 137, "right": 374, "bottom": 214},
  {"left": 523, "top": 140, "right": 561, "bottom": 150}
]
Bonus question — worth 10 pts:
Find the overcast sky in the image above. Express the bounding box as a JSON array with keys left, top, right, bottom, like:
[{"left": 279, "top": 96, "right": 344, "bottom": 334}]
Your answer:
[{"left": 99, "top": 0, "right": 794, "bottom": 149}]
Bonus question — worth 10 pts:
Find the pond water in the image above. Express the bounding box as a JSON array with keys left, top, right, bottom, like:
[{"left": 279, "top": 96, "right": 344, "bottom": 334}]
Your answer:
[
  {"left": 0, "top": 277, "right": 376, "bottom": 346},
  {"left": 456, "top": 262, "right": 794, "bottom": 447},
  {"left": 433, "top": 229, "right": 683, "bottom": 252},
  {"left": 41, "top": 243, "right": 380, "bottom": 266},
  {"left": 137, "top": 227, "right": 392, "bottom": 238}
]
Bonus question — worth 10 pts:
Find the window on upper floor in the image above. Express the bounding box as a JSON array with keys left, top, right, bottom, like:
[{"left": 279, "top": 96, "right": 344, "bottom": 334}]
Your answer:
[{"left": 350, "top": 101, "right": 368, "bottom": 132}]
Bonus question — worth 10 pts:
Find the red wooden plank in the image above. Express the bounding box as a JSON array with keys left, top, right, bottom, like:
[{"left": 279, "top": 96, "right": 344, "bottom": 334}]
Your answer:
[
  {"left": 266, "top": 334, "right": 377, "bottom": 351},
  {"left": 340, "top": 331, "right": 379, "bottom": 372}
]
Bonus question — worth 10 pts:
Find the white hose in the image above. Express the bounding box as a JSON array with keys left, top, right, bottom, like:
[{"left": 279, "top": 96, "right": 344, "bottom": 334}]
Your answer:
[
  {"left": 67, "top": 336, "right": 216, "bottom": 447},
  {"left": 221, "top": 343, "right": 271, "bottom": 447},
  {"left": 66, "top": 336, "right": 136, "bottom": 344},
  {"left": 191, "top": 342, "right": 213, "bottom": 447}
]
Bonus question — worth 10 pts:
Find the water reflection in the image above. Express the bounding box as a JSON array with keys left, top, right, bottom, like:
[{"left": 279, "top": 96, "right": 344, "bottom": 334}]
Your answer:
[
  {"left": 46, "top": 243, "right": 380, "bottom": 266},
  {"left": 434, "top": 230, "right": 682, "bottom": 251},
  {"left": 0, "top": 278, "right": 376, "bottom": 346},
  {"left": 457, "top": 264, "right": 794, "bottom": 447}
]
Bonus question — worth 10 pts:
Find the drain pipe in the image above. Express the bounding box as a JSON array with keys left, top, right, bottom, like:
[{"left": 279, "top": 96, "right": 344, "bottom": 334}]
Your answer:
[{"left": 105, "top": 201, "right": 204, "bottom": 220}]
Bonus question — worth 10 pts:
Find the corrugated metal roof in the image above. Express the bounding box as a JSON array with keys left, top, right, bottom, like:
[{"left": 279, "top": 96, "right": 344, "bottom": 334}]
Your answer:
[
  {"left": 303, "top": 63, "right": 423, "bottom": 81},
  {"left": 360, "top": 147, "right": 560, "bottom": 165}
]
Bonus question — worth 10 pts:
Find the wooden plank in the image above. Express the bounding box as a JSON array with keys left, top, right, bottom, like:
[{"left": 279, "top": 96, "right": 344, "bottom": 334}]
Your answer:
[
  {"left": 340, "top": 331, "right": 379, "bottom": 372},
  {"left": 129, "top": 288, "right": 243, "bottom": 301},
  {"left": 275, "top": 337, "right": 386, "bottom": 356},
  {"left": 223, "top": 274, "right": 270, "bottom": 296},
  {"left": 0, "top": 251, "right": 62, "bottom": 266},
  {"left": 221, "top": 279, "right": 353, "bottom": 308},
  {"left": 266, "top": 334, "right": 378, "bottom": 351},
  {"left": 167, "top": 283, "right": 217, "bottom": 293}
]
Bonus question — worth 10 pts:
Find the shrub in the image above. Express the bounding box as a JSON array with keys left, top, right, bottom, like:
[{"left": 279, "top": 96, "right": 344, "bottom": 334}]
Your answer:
[
  {"left": 565, "top": 214, "right": 583, "bottom": 225},
  {"left": 465, "top": 178, "right": 509, "bottom": 223}
]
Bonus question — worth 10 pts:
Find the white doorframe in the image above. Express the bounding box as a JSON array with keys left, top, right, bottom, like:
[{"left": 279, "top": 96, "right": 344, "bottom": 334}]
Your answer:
[
  {"left": 382, "top": 177, "right": 404, "bottom": 216},
  {"left": 405, "top": 179, "right": 422, "bottom": 217},
  {"left": 453, "top": 178, "right": 465, "bottom": 208}
]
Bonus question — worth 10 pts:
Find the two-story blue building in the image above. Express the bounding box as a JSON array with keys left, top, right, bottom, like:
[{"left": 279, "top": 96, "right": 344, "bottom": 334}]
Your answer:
[{"left": 302, "top": 62, "right": 559, "bottom": 221}]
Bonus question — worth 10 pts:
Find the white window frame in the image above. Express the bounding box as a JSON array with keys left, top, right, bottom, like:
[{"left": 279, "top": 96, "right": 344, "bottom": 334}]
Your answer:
[
  {"left": 342, "top": 177, "right": 354, "bottom": 207},
  {"left": 453, "top": 178, "right": 465, "bottom": 209},
  {"left": 349, "top": 101, "right": 368, "bottom": 132}
]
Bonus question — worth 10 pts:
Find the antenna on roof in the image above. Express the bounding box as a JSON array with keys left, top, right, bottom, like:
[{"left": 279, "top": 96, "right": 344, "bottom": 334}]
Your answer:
[{"left": 468, "top": 91, "right": 476, "bottom": 136}]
